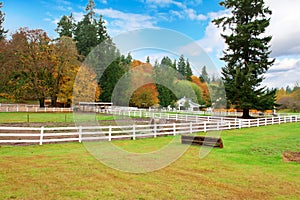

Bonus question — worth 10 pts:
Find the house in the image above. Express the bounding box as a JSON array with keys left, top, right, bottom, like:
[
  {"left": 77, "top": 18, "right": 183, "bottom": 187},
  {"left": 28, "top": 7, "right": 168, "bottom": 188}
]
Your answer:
[{"left": 175, "top": 97, "right": 201, "bottom": 111}]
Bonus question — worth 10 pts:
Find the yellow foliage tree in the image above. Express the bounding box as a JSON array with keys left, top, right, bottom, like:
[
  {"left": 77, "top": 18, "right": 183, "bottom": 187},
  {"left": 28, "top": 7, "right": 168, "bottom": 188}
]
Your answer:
[
  {"left": 73, "top": 64, "right": 101, "bottom": 103},
  {"left": 129, "top": 60, "right": 159, "bottom": 108}
]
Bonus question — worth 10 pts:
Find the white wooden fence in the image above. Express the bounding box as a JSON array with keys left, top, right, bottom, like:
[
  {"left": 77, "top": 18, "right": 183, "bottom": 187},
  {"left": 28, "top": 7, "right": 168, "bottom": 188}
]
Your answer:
[
  {"left": 0, "top": 115, "right": 299, "bottom": 145},
  {"left": 0, "top": 104, "right": 73, "bottom": 112}
]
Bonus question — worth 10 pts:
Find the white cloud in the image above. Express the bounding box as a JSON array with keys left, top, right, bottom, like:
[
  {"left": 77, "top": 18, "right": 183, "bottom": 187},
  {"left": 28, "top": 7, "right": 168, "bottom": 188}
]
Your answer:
[
  {"left": 198, "top": 2, "right": 300, "bottom": 88},
  {"left": 265, "top": 0, "right": 300, "bottom": 57},
  {"left": 95, "top": 8, "right": 157, "bottom": 35},
  {"left": 144, "top": 0, "right": 207, "bottom": 21},
  {"left": 264, "top": 57, "right": 300, "bottom": 88},
  {"left": 146, "top": 0, "right": 173, "bottom": 5},
  {"left": 197, "top": 10, "right": 230, "bottom": 57},
  {"left": 184, "top": 8, "right": 207, "bottom": 21}
]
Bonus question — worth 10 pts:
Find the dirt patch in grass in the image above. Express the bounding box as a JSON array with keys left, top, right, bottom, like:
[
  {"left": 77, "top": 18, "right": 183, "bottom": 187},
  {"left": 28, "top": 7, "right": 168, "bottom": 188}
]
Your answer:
[{"left": 282, "top": 151, "right": 300, "bottom": 164}]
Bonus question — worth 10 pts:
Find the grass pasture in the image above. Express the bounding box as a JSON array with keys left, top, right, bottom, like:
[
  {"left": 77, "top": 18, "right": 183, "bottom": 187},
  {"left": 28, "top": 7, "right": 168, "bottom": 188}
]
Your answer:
[
  {"left": 0, "top": 112, "right": 122, "bottom": 124},
  {"left": 0, "top": 123, "right": 300, "bottom": 199}
]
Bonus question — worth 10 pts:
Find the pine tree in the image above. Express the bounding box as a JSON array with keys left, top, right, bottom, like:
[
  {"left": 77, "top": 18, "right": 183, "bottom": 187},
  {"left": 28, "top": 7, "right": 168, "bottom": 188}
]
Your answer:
[
  {"left": 185, "top": 59, "right": 193, "bottom": 81},
  {"left": 177, "top": 55, "right": 186, "bottom": 80},
  {"left": 74, "top": 15, "right": 98, "bottom": 57},
  {"left": 146, "top": 56, "right": 150, "bottom": 63},
  {"left": 172, "top": 59, "right": 177, "bottom": 70},
  {"left": 74, "top": 0, "right": 102, "bottom": 57},
  {"left": 0, "top": 2, "right": 7, "bottom": 40},
  {"left": 85, "top": 0, "right": 96, "bottom": 22},
  {"left": 96, "top": 15, "right": 108, "bottom": 43},
  {"left": 200, "top": 66, "right": 209, "bottom": 83},
  {"left": 213, "top": 0, "right": 276, "bottom": 118},
  {"left": 154, "top": 57, "right": 177, "bottom": 107},
  {"left": 161, "top": 56, "right": 172, "bottom": 67},
  {"left": 55, "top": 14, "right": 75, "bottom": 38}
]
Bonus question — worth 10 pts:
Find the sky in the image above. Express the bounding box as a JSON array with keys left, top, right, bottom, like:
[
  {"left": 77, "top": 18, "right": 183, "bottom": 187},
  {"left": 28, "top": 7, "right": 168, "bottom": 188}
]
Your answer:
[{"left": 2, "top": 0, "right": 300, "bottom": 88}]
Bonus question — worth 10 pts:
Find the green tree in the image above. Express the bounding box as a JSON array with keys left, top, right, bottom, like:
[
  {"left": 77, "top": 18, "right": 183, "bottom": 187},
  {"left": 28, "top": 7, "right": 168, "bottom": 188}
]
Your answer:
[
  {"left": 85, "top": 0, "right": 96, "bottom": 22},
  {"left": 177, "top": 55, "right": 186, "bottom": 80},
  {"left": 161, "top": 56, "right": 172, "bottom": 67},
  {"left": 74, "top": 15, "right": 98, "bottom": 57},
  {"left": 185, "top": 59, "right": 193, "bottom": 81},
  {"left": 155, "top": 58, "right": 177, "bottom": 107},
  {"left": 213, "top": 0, "right": 276, "bottom": 118},
  {"left": 0, "top": 2, "right": 7, "bottom": 40},
  {"left": 55, "top": 14, "right": 75, "bottom": 38},
  {"left": 98, "top": 52, "right": 131, "bottom": 102},
  {"left": 200, "top": 66, "right": 209, "bottom": 83},
  {"left": 74, "top": 0, "right": 105, "bottom": 58},
  {"left": 146, "top": 56, "right": 150, "bottom": 63}
]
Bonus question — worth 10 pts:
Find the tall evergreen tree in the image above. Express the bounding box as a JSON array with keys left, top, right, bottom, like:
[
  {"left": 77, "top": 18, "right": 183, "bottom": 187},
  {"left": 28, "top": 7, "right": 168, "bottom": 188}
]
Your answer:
[
  {"left": 96, "top": 15, "right": 108, "bottom": 43},
  {"left": 85, "top": 0, "right": 96, "bottom": 22},
  {"left": 74, "top": 0, "right": 103, "bottom": 58},
  {"left": 0, "top": 2, "right": 7, "bottom": 40},
  {"left": 213, "top": 0, "right": 276, "bottom": 118},
  {"left": 172, "top": 59, "right": 177, "bottom": 70},
  {"left": 177, "top": 55, "right": 186, "bottom": 80},
  {"left": 155, "top": 56, "right": 177, "bottom": 107},
  {"left": 55, "top": 14, "right": 75, "bottom": 38},
  {"left": 200, "top": 66, "right": 209, "bottom": 83},
  {"left": 161, "top": 56, "right": 172, "bottom": 67},
  {"left": 146, "top": 56, "right": 150, "bottom": 63},
  {"left": 74, "top": 15, "right": 98, "bottom": 57},
  {"left": 185, "top": 59, "right": 193, "bottom": 81}
]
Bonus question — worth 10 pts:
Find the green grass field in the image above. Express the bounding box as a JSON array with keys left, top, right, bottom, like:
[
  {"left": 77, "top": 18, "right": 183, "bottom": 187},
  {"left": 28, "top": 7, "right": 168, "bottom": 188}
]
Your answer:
[
  {"left": 0, "top": 112, "right": 120, "bottom": 123},
  {"left": 0, "top": 122, "right": 299, "bottom": 199}
]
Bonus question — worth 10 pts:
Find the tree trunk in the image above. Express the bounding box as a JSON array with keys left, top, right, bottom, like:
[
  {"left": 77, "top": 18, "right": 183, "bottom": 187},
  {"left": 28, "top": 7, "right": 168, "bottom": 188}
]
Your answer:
[
  {"left": 51, "top": 96, "right": 57, "bottom": 107},
  {"left": 39, "top": 98, "right": 45, "bottom": 108},
  {"left": 242, "top": 108, "right": 250, "bottom": 119}
]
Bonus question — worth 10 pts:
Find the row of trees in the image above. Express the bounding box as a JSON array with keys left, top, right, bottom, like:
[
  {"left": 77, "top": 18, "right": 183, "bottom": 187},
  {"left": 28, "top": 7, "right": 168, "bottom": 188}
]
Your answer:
[
  {"left": 0, "top": 0, "right": 134, "bottom": 107},
  {"left": 1, "top": 0, "right": 284, "bottom": 118},
  {"left": 0, "top": 0, "right": 212, "bottom": 109},
  {"left": 276, "top": 85, "right": 300, "bottom": 112}
]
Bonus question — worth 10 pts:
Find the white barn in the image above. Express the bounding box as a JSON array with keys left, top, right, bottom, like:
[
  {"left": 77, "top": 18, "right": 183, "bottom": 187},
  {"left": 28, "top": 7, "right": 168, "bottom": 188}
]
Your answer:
[{"left": 176, "top": 97, "right": 201, "bottom": 111}]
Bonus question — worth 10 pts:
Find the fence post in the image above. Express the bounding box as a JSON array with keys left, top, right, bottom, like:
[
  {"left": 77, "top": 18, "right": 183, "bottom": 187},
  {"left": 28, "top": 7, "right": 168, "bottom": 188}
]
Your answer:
[
  {"left": 132, "top": 124, "right": 136, "bottom": 140},
  {"left": 39, "top": 126, "right": 44, "bottom": 145},
  {"left": 257, "top": 118, "right": 260, "bottom": 127},
  {"left": 217, "top": 122, "right": 220, "bottom": 130},
  {"left": 173, "top": 123, "right": 176, "bottom": 136},
  {"left": 176, "top": 114, "right": 178, "bottom": 121},
  {"left": 248, "top": 119, "right": 251, "bottom": 128},
  {"left": 279, "top": 116, "right": 281, "bottom": 124},
  {"left": 204, "top": 122, "right": 207, "bottom": 132},
  {"left": 109, "top": 126, "right": 112, "bottom": 141},
  {"left": 189, "top": 122, "right": 192, "bottom": 134},
  {"left": 239, "top": 119, "right": 242, "bottom": 129},
  {"left": 153, "top": 123, "right": 157, "bottom": 138},
  {"left": 272, "top": 117, "right": 274, "bottom": 125},
  {"left": 79, "top": 126, "right": 82, "bottom": 143},
  {"left": 284, "top": 116, "right": 286, "bottom": 123},
  {"left": 265, "top": 118, "right": 267, "bottom": 126}
]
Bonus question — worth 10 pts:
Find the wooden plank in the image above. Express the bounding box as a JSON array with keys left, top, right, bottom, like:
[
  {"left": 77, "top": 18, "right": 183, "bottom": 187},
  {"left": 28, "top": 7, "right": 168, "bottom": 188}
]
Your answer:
[{"left": 181, "top": 135, "right": 223, "bottom": 148}]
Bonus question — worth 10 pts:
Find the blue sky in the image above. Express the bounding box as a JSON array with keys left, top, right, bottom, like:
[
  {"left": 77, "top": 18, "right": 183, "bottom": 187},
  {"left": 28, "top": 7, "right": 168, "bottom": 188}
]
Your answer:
[{"left": 2, "top": 0, "right": 300, "bottom": 88}]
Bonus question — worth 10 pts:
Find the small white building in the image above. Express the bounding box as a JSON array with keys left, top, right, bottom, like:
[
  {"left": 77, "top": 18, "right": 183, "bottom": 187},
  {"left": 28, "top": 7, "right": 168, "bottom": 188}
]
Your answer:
[{"left": 176, "top": 97, "right": 201, "bottom": 111}]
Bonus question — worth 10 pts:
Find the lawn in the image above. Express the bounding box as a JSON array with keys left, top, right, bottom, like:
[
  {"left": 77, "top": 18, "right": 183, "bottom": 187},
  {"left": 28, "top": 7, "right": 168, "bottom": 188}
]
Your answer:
[
  {"left": 0, "top": 112, "right": 120, "bottom": 124},
  {"left": 0, "top": 123, "right": 299, "bottom": 199}
]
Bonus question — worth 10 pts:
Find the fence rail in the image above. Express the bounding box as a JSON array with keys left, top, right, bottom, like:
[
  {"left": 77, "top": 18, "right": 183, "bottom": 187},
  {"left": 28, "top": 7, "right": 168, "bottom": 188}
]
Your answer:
[{"left": 0, "top": 115, "right": 299, "bottom": 145}]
